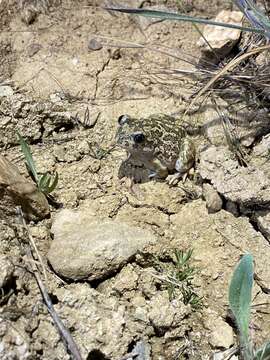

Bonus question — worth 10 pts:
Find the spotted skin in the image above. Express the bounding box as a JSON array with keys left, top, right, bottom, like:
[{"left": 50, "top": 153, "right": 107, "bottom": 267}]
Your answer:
[{"left": 116, "top": 114, "right": 195, "bottom": 184}]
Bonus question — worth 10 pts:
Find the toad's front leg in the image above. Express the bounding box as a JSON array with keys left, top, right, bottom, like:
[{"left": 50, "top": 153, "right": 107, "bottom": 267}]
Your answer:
[
  {"left": 148, "top": 158, "right": 168, "bottom": 180},
  {"left": 166, "top": 138, "right": 195, "bottom": 186}
]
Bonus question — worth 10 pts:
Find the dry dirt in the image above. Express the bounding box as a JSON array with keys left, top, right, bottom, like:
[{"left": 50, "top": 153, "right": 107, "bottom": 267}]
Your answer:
[{"left": 1, "top": 1, "right": 270, "bottom": 359}]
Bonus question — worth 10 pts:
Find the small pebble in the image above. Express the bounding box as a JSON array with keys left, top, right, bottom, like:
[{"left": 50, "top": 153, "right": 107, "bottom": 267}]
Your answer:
[{"left": 88, "top": 39, "right": 103, "bottom": 51}]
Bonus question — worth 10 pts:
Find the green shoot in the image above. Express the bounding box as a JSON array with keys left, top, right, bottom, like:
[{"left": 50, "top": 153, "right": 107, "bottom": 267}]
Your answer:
[
  {"left": 105, "top": 7, "right": 265, "bottom": 36},
  {"left": 229, "top": 254, "right": 253, "bottom": 359},
  {"left": 156, "top": 249, "right": 203, "bottom": 309},
  {"left": 17, "top": 131, "right": 39, "bottom": 183},
  {"left": 228, "top": 254, "right": 270, "bottom": 359},
  {"left": 17, "top": 131, "right": 58, "bottom": 195}
]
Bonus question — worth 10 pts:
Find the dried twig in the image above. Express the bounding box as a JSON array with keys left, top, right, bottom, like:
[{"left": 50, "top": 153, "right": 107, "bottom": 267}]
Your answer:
[
  {"left": 17, "top": 207, "right": 83, "bottom": 360},
  {"left": 184, "top": 44, "right": 270, "bottom": 116}
]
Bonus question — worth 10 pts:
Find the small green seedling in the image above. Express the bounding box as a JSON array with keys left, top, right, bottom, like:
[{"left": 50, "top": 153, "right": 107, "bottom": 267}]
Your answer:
[
  {"left": 229, "top": 254, "right": 270, "bottom": 359},
  {"left": 17, "top": 131, "right": 58, "bottom": 195},
  {"left": 156, "top": 249, "right": 202, "bottom": 309}
]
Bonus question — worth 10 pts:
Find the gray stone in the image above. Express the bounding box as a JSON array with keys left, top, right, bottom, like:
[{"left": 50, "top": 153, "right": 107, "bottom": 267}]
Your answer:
[
  {"left": 198, "top": 10, "right": 243, "bottom": 61},
  {"left": 88, "top": 39, "right": 103, "bottom": 51},
  {"left": 48, "top": 209, "right": 157, "bottom": 281},
  {"left": 202, "top": 183, "right": 223, "bottom": 213}
]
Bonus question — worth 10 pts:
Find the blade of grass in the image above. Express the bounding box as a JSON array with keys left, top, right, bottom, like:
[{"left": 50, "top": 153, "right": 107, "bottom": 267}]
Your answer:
[
  {"left": 17, "top": 131, "right": 39, "bottom": 183},
  {"left": 105, "top": 7, "right": 265, "bottom": 35},
  {"left": 46, "top": 172, "right": 58, "bottom": 193},
  {"left": 235, "top": 0, "right": 270, "bottom": 37},
  {"left": 254, "top": 342, "right": 270, "bottom": 360}
]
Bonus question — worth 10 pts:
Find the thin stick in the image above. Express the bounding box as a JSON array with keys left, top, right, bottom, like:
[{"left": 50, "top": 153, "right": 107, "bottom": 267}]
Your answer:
[
  {"left": 16, "top": 208, "right": 48, "bottom": 285},
  {"left": 17, "top": 207, "right": 83, "bottom": 360}
]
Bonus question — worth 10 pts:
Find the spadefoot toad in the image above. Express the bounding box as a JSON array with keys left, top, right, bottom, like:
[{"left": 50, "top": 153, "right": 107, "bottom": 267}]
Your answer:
[{"left": 116, "top": 114, "right": 195, "bottom": 185}]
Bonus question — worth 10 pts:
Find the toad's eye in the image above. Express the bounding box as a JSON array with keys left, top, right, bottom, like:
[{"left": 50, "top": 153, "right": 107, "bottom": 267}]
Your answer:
[
  {"left": 133, "top": 133, "right": 145, "bottom": 143},
  {"left": 118, "top": 114, "right": 130, "bottom": 126}
]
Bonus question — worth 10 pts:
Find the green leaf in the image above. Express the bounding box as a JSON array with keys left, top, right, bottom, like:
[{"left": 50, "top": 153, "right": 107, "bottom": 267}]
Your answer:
[
  {"left": 229, "top": 254, "right": 253, "bottom": 343},
  {"left": 38, "top": 173, "right": 50, "bottom": 192},
  {"left": 17, "top": 131, "right": 39, "bottom": 183},
  {"left": 254, "top": 342, "right": 270, "bottom": 360},
  {"left": 46, "top": 172, "right": 58, "bottom": 193},
  {"left": 38, "top": 172, "right": 58, "bottom": 194},
  {"left": 105, "top": 7, "right": 265, "bottom": 35}
]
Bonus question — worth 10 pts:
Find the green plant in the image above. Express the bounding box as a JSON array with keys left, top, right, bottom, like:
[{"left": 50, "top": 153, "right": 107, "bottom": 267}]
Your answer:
[
  {"left": 105, "top": 4, "right": 267, "bottom": 38},
  {"left": 156, "top": 249, "right": 203, "bottom": 309},
  {"left": 228, "top": 254, "right": 270, "bottom": 359},
  {"left": 17, "top": 131, "right": 58, "bottom": 195}
]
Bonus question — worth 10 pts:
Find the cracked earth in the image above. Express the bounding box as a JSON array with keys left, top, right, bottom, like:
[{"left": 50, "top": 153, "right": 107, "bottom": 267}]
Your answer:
[{"left": 1, "top": 1, "right": 270, "bottom": 359}]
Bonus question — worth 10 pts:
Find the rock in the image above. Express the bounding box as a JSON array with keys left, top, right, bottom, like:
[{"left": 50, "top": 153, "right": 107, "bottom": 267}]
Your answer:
[
  {"left": 0, "top": 155, "right": 49, "bottom": 220},
  {"left": 27, "top": 43, "right": 42, "bottom": 57},
  {"left": 129, "top": 340, "right": 151, "bottom": 360},
  {"left": 199, "top": 146, "right": 270, "bottom": 208},
  {"left": 110, "top": 264, "right": 139, "bottom": 294},
  {"left": 202, "top": 183, "right": 223, "bottom": 213},
  {"left": 201, "top": 102, "right": 270, "bottom": 148},
  {"left": 0, "top": 85, "right": 13, "bottom": 97},
  {"left": 148, "top": 292, "right": 190, "bottom": 331},
  {"left": 198, "top": 10, "right": 243, "bottom": 61},
  {"left": 256, "top": 211, "right": 270, "bottom": 241},
  {"left": 0, "top": 255, "right": 14, "bottom": 288},
  {"left": 206, "top": 315, "right": 234, "bottom": 349},
  {"left": 88, "top": 39, "right": 103, "bottom": 51},
  {"left": 48, "top": 208, "right": 157, "bottom": 281}
]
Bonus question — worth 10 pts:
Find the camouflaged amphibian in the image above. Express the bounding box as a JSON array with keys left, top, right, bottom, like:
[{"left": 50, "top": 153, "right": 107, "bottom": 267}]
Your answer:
[{"left": 116, "top": 114, "right": 195, "bottom": 185}]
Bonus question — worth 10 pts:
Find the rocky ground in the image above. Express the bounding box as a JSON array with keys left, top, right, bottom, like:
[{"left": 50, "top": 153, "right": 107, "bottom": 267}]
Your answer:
[{"left": 1, "top": 1, "right": 270, "bottom": 359}]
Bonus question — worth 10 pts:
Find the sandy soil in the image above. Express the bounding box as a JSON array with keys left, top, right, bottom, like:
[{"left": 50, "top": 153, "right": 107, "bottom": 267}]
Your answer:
[{"left": 0, "top": 1, "right": 270, "bottom": 359}]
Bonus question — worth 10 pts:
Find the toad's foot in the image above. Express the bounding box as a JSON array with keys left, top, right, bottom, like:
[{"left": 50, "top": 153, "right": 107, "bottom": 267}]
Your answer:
[
  {"left": 166, "top": 173, "right": 186, "bottom": 186},
  {"left": 166, "top": 168, "right": 196, "bottom": 186}
]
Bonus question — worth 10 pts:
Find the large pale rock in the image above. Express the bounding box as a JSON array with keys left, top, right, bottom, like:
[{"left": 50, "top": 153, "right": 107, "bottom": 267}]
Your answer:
[
  {"left": 198, "top": 10, "right": 243, "bottom": 60},
  {"left": 48, "top": 208, "right": 157, "bottom": 281},
  {"left": 199, "top": 146, "right": 270, "bottom": 208},
  {"left": 0, "top": 155, "right": 49, "bottom": 220}
]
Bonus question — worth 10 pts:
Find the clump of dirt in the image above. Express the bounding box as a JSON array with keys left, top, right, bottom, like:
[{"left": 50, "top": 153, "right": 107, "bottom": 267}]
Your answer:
[{"left": 1, "top": 1, "right": 270, "bottom": 359}]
